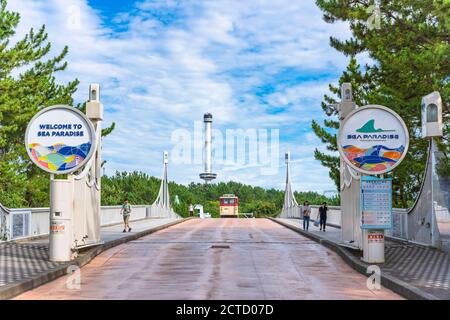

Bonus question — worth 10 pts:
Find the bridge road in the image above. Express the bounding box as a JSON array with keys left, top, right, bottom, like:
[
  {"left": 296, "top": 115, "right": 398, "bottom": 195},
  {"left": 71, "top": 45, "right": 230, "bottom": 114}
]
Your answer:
[{"left": 14, "top": 219, "right": 401, "bottom": 300}]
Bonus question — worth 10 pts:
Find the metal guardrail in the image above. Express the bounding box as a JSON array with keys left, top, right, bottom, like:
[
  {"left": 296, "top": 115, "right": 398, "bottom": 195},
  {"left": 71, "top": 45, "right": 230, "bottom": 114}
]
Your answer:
[
  {"left": 281, "top": 205, "right": 412, "bottom": 242},
  {"left": 0, "top": 204, "right": 152, "bottom": 242},
  {"left": 240, "top": 212, "right": 254, "bottom": 218}
]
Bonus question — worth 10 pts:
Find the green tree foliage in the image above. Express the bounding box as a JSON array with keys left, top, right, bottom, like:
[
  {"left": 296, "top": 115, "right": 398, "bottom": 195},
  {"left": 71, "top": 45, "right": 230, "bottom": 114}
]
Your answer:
[
  {"left": 314, "top": 0, "right": 449, "bottom": 208},
  {"left": 101, "top": 171, "right": 339, "bottom": 218},
  {"left": 0, "top": 0, "right": 78, "bottom": 207},
  {"left": 0, "top": 0, "right": 115, "bottom": 208},
  {"left": 312, "top": 56, "right": 370, "bottom": 190},
  {"left": 252, "top": 202, "right": 277, "bottom": 218},
  {"left": 294, "top": 191, "right": 338, "bottom": 207}
]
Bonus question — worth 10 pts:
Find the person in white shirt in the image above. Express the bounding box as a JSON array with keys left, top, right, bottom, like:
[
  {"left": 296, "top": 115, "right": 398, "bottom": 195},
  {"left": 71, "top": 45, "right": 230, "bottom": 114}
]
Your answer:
[
  {"left": 302, "top": 201, "right": 311, "bottom": 231},
  {"left": 120, "top": 198, "right": 132, "bottom": 233}
]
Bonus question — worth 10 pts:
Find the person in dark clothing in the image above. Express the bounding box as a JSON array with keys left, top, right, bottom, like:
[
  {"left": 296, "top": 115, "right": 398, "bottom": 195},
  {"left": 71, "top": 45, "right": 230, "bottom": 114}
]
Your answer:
[{"left": 319, "top": 202, "right": 328, "bottom": 231}]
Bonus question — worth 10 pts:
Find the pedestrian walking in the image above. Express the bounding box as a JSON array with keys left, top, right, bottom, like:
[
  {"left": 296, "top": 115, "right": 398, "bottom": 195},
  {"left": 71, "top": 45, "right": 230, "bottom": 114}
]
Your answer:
[
  {"left": 319, "top": 202, "right": 328, "bottom": 231},
  {"left": 303, "top": 201, "right": 311, "bottom": 231},
  {"left": 121, "top": 198, "right": 132, "bottom": 233},
  {"left": 189, "top": 203, "right": 194, "bottom": 217}
]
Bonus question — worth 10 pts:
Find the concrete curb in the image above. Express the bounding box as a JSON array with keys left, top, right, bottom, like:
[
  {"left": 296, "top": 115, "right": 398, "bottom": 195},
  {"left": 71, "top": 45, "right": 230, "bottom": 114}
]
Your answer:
[
  {"left": 0, "top": 217, "right": 192, "bottom": 300},
  {"left": 269, "top": 218, "right": 440, "bottom": 301}
]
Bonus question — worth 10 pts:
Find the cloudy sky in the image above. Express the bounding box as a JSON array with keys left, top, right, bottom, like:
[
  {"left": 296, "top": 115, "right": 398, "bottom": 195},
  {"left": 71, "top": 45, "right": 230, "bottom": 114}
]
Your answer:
[{"left": 9, "top": 0, "right": 353, "bottom": 193}]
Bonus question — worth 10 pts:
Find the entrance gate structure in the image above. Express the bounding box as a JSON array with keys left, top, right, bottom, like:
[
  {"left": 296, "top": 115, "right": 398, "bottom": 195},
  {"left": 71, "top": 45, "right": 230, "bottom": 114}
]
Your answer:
[{"left": 278, "top": 86, "right": 448, "bottom": 254}]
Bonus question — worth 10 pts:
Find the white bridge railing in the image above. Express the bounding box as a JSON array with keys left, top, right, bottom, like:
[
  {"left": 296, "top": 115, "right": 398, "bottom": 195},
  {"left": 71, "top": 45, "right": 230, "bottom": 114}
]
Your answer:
[
  {"left": 1, "top": 203, "right": 411, "bottom": 242},
  {"left": 0, "top": 205, "right": 164, "bottom": 242},
  {"left": 281, "top": 205, "right": 410, "bottom": 239}
]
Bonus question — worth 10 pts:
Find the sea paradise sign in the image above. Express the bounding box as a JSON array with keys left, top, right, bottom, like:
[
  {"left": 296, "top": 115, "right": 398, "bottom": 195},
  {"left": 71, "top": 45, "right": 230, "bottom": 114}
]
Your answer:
[
  {"left": 338, "top": 105, "right": 409, "bottom": 175},
  {"left": 25, "top": 105, "right": 96, "bottom": 174}
]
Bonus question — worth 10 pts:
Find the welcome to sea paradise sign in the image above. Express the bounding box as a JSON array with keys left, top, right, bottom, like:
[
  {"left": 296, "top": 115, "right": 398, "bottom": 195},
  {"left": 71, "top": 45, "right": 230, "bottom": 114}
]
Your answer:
[
  {"left": 25, "top": 105, "right": 96, "bottom": 174},
  {"left": 338, "top": 105, "right": 409, "bottom": 175}
]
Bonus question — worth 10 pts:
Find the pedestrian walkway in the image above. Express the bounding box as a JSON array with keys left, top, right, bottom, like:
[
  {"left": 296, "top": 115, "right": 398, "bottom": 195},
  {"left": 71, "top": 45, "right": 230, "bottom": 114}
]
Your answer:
[
  {"left": 0, "top": 217, "right": 183, "bottom": 299},
  {"left": 14, "top": 219, "right": 401, "bottom": 300},
  {"left": 100, "top": 218, "right": 179, "bottom": 242},
  {"left": 276, "top": 218, "right": 450, "bottom": 300}
]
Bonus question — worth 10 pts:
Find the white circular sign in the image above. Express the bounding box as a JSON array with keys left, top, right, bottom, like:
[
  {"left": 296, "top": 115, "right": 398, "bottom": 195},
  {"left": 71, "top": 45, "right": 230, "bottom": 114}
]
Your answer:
[
  {"left": 25, "top": 105, "right": 96, "bottom": 174},
  {"left": 338, "top": 105, "right": 409, "bottom": 175}
]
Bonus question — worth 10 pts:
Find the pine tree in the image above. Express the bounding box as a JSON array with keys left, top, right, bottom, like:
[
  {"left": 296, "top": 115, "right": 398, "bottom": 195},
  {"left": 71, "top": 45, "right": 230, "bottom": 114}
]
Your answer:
[
  {"left": 0, "top": 0, "right": 114, "bottom": 207},
  {"left": 314, "top": 0, "right": 449, "bottom": 207},
  {"left": 312, "top": 56, "right": 370, "bottom": 190}
]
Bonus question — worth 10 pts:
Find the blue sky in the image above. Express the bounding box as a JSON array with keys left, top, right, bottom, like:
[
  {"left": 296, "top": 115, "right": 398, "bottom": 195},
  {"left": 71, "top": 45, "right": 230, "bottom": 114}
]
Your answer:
[{"left": 9, "top": 0, "right": 355, "bottom": 193}]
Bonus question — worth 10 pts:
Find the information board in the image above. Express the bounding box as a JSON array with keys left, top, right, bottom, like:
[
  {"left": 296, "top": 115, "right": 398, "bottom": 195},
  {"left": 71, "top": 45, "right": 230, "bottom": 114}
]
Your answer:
[{"left": 360, "top": 176, "right": 392, "bottom": 229}]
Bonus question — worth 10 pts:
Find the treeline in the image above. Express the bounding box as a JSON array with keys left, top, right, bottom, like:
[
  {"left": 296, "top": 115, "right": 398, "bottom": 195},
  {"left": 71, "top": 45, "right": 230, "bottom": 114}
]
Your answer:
[{"left": 101, "top": 171, "right": 339, "bottom": 218}]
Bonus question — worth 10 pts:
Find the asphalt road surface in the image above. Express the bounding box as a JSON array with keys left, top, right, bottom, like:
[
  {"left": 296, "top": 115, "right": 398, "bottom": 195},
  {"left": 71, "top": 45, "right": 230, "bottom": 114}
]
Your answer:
[{"left": 15, "top": 218, "right": 401, "bottom": 300}]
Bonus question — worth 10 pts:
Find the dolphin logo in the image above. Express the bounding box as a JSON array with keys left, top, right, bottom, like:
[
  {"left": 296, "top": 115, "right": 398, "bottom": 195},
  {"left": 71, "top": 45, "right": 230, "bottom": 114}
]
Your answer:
[{"left": 356, "top": 119, "right": 395, "bottom": 133}]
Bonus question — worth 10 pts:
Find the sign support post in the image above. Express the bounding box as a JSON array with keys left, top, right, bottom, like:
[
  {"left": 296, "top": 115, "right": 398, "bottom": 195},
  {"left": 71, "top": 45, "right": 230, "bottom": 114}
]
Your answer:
[
  {"left": 25, "top": 85, "right": 102, "bottom": 262},
  {"left": 49, "top": 174, "right": 75, "bottom": 261},
  {"left": 360, "top": 176, "right": 392, "bottom": 263}
]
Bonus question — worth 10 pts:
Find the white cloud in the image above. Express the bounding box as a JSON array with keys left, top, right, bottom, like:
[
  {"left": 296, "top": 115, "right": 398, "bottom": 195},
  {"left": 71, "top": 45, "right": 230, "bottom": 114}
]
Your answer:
[{"left": 7, "top": 0, "right": 351, "bottom": 193}]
